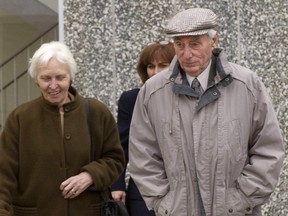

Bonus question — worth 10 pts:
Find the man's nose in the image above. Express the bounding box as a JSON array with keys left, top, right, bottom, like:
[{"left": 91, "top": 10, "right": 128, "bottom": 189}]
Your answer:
[{"left": 183, "top": 46, "right": 193, "bottom": 58}]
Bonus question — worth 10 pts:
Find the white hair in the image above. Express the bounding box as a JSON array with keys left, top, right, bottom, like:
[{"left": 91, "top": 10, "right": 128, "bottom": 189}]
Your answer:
[
  {"left": 28, "top": 41, "right": 77, "bottom": 81},
  {"left": 207, "top": 29, "right": 217, "bottom": 39}
]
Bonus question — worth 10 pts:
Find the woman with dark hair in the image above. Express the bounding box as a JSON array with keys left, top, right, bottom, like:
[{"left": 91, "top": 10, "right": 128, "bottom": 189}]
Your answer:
[{"left": 111, "top": 40, "right": 175, "bottom": 216}]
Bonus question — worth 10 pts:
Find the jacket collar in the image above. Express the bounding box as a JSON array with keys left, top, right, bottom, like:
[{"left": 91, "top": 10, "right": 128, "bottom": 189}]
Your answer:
[
  {"left": 169, "top": 48, "right": 234, "bottom": 111},
  {"left": 41, "top": 86, "right": 81, "bottom": 113}
]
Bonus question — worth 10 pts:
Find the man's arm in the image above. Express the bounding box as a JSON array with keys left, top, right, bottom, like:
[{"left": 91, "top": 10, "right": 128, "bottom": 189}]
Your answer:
[
  {"left": 129, "top": 86, "right": 169, "bottom": 210},
  {"left": 237, "top": 79, "right": 285, "bottom": 207}
]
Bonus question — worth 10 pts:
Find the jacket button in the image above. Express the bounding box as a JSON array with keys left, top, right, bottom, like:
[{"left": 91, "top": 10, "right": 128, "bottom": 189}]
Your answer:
[
  {"left": 212, "top": 91, "right": 218, "bottom": 96},
  {"left": 228, "top": 208, "right": 233, "bottom": 213},
  {"left": 165, "top": 210, "right": 168, "bottom": 214},
  {"left": 65, "top": 134, "right": 71, "bottom": 140},
  {"left": 246, "top": 207, "right": 251, "bottom": 212}
]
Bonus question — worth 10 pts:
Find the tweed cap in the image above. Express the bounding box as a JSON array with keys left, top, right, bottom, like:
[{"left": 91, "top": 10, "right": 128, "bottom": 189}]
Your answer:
[{"left": 165, "top": 8, "right": 218, "bottom": 37}]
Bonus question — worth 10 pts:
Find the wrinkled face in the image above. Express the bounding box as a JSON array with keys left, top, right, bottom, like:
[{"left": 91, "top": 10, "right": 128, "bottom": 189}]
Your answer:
[
  {"left": 174, "top": 34, "right": 217, "bottom": 76},
  {"left": 36, "top": 58, "right": 71, "bottom": 107},
  {"left": 147, "top": 60, "right": 170, "bottom": 78}
]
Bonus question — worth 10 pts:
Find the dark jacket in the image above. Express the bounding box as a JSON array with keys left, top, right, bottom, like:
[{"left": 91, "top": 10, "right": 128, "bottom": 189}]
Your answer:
[
  {"left": 111, "top": 88, "right": 140, "bottom": 195},
  {"left": 111, "top": 88, "right": 155, "bottom": 216},
  {"left": 0, "top": 87, "right": 125, "bottom": 216}
]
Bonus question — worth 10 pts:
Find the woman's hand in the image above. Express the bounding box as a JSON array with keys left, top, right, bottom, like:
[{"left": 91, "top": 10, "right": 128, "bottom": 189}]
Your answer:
[
  {"left": 111, "top": 190, "right": 126, "bottom": 204},
  {"left": 60, "top": 172, "right": 93, "bottom": 199}
]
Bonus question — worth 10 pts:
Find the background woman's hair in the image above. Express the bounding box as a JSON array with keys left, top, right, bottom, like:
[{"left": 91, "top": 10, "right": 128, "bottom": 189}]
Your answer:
[{"left": 136, "top": 41, "right": 175, "bottom": 83}]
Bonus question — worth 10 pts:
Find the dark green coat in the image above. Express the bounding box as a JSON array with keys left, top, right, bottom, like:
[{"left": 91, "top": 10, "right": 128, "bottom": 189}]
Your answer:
[{"left": 0, "top": 87, "right": 125, "bottom": 216}]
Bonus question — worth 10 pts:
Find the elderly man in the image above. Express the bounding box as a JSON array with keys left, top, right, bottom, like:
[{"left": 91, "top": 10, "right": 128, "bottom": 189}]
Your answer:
[{"left": 129, "top": 8, "right": 284, "bottom": 216}]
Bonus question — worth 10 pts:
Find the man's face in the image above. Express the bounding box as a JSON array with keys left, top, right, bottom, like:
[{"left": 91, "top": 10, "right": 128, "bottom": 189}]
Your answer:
[{"left": 173, "top": 34, "right": 217, "bottom": 77}]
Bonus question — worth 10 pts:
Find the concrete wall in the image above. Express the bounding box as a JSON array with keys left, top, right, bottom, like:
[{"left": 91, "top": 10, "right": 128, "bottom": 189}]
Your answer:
[{"left": 64, "top": 0, "right": 288, "bottom": 215}]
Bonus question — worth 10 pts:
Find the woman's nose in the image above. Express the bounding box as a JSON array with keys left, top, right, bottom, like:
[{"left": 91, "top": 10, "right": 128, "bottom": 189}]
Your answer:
[
  {"left": 49, "top": 79, "right": 58, "bottom": 89},
  {"left": 155, "top": 66, "right": 166, "bottom": 74},
  {"left": 154, "top": 67, "right": 161, "bottom": 74}
]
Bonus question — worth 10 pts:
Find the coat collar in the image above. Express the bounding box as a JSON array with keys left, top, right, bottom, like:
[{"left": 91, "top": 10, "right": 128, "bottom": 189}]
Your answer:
[
  {"left": 41, "top": 86, "right": 81, "bottom": 113},
  {"left": 169, "top": 48, "right": 234, "bottom": 111}
]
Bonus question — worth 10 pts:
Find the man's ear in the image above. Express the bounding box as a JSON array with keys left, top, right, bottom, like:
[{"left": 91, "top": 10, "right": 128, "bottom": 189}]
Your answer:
[{"left": 211, "top": 33, "right": 219, "bottom": 48}]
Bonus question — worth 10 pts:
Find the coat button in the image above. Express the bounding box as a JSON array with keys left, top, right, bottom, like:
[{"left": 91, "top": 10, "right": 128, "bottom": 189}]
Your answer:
[
  {"left": 212, "top": 91, "right": 218, "bottom": 96},
  {"left": 228, "top": 208, "right": 233, "bottom": 213},
  {"left": 65, "top": 134, "right": 71, "bottom": 140},
  {"left": 246, "top": 207, "right": 251, "bottom": 212},
  {"left": 165, "top": 210, "right": 168, "bottom": 214}
]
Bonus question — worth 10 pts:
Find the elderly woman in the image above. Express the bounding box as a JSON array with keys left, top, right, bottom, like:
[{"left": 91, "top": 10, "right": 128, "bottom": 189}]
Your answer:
[
  {"left": 0, "top": 41, "right": 125, "bottom": 215},
  {"left": 111, "top": 40, "right": 175, "bottom": 216}
]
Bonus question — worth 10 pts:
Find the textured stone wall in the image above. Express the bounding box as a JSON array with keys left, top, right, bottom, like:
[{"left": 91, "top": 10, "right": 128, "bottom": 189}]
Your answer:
[{"left": 64, "top": 0, "right": 288, "bottom": 215}]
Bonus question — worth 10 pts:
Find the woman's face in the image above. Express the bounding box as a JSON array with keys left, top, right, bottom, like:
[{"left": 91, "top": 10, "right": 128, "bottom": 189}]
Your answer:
[
  {"left": 36, "top": 58, "right": 71, "bottom": 107},
  {"left": 147, "top": 60, "right": 170, "bottom": 78}
]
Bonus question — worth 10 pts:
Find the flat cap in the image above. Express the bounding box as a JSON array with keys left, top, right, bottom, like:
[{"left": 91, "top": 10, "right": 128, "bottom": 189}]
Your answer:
[{"left": 165, "top": 8, "right": 218, "bottom": 37}]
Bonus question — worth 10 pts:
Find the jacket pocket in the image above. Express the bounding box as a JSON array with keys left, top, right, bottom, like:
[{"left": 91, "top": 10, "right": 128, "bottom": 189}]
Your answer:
[
  {"left": 225, "top": 187, "right": 253, "bottom": 215},
  {"left": 227, "top": 119, "right": 246, "bottom": 163},
  {"left": 160, "top": 121, "right": 184, "bottom": 181},
  {"left": 13, "top": 205, "right": 38, "bottom": 216},
  {"left": 154, "top": 191, "right": 172, "bottom": 216},
  {"left": 87, "top": 203, "right": 101, "bottom": 215}
]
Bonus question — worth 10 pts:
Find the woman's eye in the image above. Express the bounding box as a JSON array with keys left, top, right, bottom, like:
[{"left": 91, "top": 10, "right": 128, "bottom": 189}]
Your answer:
[
  {"left": 159, "top": 63, "right": 169, "bottom": 68},
  {"left": 56, "top": 76, "right": 65, "bottom": 81},
  {"left": 41, "top": 77, "right": 51, "bottom": 82},
  {"left": 147, "top": 65, "right": 155, "bottom": 69}
]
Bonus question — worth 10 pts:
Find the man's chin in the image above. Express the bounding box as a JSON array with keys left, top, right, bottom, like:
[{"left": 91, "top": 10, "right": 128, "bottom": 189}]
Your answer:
[{"left": 183, "top": 67, "right": 201, "bottom": 76}]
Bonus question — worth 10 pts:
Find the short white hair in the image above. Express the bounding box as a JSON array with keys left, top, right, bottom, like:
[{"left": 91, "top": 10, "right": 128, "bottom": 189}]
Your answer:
[
  {"left": 28, "top": 41, "right": 77, "bottom": 81},
  {"left": 207, "top": 29, "right": 217, "bottom": 39}
]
